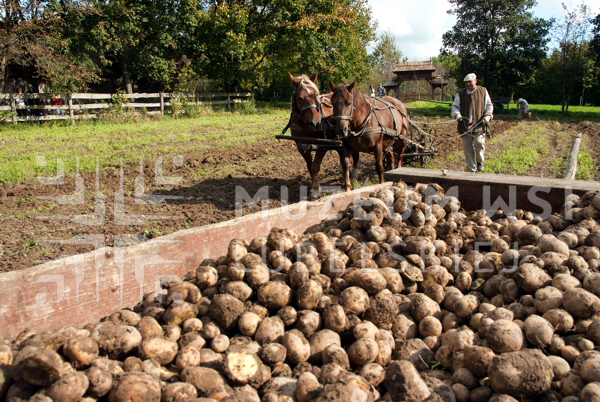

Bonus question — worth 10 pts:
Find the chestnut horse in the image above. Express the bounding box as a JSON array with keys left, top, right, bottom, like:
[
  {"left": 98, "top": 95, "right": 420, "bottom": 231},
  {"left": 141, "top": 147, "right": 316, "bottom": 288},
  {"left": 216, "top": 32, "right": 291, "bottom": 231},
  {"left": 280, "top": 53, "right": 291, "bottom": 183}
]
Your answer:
[
  {"left": 287, "top": 73, "right": 359, "bottom": 198},
  {"left": 329, "top": 81, "right": 409, "bottom": 191}
]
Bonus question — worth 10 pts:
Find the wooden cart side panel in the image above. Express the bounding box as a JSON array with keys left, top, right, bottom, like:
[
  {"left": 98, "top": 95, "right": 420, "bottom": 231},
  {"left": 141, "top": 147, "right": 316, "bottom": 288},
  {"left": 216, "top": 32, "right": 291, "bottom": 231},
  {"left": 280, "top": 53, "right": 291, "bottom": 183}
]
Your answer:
[{"left": 0, "top": 184, "right": 389, "bottom": 339}]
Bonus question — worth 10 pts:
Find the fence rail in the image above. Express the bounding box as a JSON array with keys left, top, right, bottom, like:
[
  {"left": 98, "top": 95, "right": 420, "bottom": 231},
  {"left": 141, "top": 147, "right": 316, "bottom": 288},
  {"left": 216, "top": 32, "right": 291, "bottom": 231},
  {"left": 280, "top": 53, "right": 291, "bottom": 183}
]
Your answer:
[{"left": 0, "top": 92, "right": 253, "bottom": 123}]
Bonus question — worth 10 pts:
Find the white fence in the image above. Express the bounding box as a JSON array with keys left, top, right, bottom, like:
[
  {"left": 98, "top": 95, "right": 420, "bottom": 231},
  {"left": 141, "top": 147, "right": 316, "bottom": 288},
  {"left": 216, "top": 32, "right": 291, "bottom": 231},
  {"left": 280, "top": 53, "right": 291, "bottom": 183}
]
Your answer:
[{"left": 0, "top": 92, "right": 253, "bottom": 123}]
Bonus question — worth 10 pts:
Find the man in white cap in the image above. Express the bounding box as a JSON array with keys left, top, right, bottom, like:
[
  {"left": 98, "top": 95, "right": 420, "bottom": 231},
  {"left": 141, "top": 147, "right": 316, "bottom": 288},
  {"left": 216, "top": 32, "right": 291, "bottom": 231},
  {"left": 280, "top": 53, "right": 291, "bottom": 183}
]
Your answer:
[
  {"left": 516, "top": 98, "right": 530, "bottom": 121},
  {"left": 451, "top": 73, "right": 493, "bottom": 172}
]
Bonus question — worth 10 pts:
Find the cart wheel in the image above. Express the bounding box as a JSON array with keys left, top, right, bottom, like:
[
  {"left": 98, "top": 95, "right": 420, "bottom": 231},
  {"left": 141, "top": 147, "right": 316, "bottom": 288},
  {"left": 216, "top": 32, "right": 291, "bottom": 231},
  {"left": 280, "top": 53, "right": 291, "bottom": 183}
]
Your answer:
[{"left": 493, "top": 101, "right": 505, "bottom": 114}]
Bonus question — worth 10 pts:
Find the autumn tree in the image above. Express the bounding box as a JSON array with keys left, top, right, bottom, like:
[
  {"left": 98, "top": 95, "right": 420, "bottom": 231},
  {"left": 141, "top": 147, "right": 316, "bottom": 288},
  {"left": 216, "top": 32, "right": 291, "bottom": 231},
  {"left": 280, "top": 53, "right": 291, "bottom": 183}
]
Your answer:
[
  {"left": 441, "top": 0, "right": 551, "bottom": 95},
  {"left": 552, "top": 3, "right": 597, "bottom": 110},
  {"left": 0, "top": 1, "right": 100, "bottom": 92}
]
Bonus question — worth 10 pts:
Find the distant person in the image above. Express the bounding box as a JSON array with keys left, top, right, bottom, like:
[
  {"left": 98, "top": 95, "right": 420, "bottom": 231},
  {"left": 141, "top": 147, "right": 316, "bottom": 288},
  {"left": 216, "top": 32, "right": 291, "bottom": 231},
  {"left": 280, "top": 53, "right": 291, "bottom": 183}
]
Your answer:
[
  {"left": 516, "top": 98, "right": 531, "bottom": 121},
  {"left": 15, "top": 86, "right": 27, "bottom": 117},
  {"left": 451, "top": 73, "right": 493, "bottom": 172},
  {"left": 51, "top": 96, "right": 64, "bottom": 115},
  {"left": 370, "top": 85, "right": 375, "bottom": 97},
  {"left": 378, "top": 83, "right": 385, "bottom": 97}
]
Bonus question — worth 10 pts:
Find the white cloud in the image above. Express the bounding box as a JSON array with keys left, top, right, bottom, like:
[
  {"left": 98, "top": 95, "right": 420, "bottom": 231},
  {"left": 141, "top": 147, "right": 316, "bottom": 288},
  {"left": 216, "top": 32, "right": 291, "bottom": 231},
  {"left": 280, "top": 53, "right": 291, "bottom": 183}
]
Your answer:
[{"left": 368, "top": 0, "right": 600, "bottom": 61}]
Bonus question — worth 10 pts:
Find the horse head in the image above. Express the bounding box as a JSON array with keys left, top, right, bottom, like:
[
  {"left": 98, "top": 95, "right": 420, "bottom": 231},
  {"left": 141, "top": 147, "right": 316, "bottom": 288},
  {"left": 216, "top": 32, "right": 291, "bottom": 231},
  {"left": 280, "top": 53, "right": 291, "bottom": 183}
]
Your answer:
[
  {"left": 329, "top": 81, "right": 355, "bottom": 138},
  {"left": 289, "top": 72, "right": 321, "bottom": 130}
]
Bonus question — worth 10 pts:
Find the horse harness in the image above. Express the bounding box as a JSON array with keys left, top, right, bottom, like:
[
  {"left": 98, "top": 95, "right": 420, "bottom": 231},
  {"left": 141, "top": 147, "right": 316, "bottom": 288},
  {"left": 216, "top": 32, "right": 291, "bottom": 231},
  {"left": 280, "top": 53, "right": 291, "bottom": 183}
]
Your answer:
[
  {"left": 333, "top": 96, "right": 407, "bottom": 140},
  {"left": 281, "top": 90, "right": 332, "bottom": 136}
]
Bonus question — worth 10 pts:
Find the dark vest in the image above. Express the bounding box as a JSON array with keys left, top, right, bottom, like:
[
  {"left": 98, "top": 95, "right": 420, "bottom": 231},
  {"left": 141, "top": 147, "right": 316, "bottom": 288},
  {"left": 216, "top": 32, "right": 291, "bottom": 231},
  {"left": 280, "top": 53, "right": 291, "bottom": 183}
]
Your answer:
[{"left": 457, "top": 86, "right": 487, "bottom": 134}]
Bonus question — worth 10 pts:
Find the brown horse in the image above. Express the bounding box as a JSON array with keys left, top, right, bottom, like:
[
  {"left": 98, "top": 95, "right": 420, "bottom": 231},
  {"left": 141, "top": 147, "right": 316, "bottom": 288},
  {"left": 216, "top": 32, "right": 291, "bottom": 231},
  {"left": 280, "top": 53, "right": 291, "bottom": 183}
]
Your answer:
[
  {"left": 288, "top": 73, "right": 359, "bottom": 198},
  {"left": 329, "top": 81, "right": 408, "bottom": 191}
]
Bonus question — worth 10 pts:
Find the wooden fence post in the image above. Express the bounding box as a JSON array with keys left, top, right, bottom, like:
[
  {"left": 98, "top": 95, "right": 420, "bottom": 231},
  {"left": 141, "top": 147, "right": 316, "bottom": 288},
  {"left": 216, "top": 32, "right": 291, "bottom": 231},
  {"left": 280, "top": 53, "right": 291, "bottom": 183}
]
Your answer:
[
  {"left": 195, "top": 93, "right": 199, "bottom": 107},
  {"left": 10, "top": 93, "right": 16, "bottom": 124},
  {"left": 68, "top": 94, "right": 74, "bottom": 124},
  {"left": 563, "top": 132, "right": 583, "bottom": 180},
  {"left": 226, "top": 93, "right": 231, "bottom": 111},
  {"left": 160, "top": 92, "right": 165, "bottom": 114}
]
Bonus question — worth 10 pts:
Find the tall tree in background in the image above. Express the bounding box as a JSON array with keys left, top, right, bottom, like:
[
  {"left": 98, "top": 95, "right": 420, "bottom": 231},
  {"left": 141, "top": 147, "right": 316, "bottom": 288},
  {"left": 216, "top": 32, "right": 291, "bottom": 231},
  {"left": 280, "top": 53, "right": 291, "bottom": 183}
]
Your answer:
[
  {"left": 441, "top": 0, "right": 551, "bottom": 95},
  {"left": 553, "top": 3, "right": 597, "bottom": 111},
  {"left": 0, "top": 1, "right": 99, "bottom": 92},
  {"left": 371, "top": 29, "right": 404, "bottom": 76},
  {"left": 192, "top": 0, "right": 376, "bottom": 93}
]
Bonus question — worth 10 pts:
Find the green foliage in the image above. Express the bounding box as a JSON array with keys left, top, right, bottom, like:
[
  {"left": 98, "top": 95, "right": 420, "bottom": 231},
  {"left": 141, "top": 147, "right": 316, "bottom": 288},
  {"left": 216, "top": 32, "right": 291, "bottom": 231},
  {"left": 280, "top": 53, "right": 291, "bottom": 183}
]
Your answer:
[
  {"left": 575, "top": 150, "right": 597, "bottom": 180},
  {"left": 371, "top": 29, "right": 404, "bottom": 76},
  {"left": 442, "top": 0, "right": 551, "bottom": 94},
  {"left": 485, "top": 125, "right": 549, "bottom": 174}
]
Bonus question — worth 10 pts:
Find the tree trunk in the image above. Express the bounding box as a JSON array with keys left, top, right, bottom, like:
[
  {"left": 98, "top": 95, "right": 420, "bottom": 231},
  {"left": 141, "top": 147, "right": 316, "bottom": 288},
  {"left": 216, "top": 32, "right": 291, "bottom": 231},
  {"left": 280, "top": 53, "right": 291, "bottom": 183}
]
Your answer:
[{"left": 120, "top": 54, "right": 133, "bottom": 94}]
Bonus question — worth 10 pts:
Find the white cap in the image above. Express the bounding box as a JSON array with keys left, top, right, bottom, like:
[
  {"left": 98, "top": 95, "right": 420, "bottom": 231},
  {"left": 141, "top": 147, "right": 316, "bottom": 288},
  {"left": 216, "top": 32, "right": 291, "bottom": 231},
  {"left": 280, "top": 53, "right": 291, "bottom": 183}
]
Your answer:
[
  {"left": 517, "top": 98, "right": 524, "bottom": 103},
  {"left": 463, "top": 73, "right": 476, "bottom": 82}
]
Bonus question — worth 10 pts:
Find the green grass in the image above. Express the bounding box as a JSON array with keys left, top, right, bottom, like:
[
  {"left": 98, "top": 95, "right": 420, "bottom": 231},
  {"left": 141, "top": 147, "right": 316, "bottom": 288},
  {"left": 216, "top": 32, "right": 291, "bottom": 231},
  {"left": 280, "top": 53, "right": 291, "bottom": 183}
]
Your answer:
[
  {"left": 406, "top": 100, "right": 600, "bottom": 122},
  {"left": 0, "top": 106, "right": 289, "bottom": 184},
  {"left": 484, "top": 123, "right": 550, "bottom": 174}
]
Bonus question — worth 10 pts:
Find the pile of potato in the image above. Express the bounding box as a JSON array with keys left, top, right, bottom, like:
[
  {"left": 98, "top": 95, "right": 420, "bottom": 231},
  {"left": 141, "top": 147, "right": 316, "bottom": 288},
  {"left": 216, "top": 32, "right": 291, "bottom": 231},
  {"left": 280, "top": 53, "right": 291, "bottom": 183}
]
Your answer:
[{"left": 2, "top": 181, "right": 600, "bottom": 402}]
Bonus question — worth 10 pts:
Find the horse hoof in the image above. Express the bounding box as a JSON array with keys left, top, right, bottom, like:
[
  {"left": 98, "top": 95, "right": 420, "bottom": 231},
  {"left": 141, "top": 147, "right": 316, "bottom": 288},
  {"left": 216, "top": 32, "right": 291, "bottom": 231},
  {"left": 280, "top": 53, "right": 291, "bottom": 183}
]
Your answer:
[{"left": 309, "top": 190, "right": 321, "bottom": 200}]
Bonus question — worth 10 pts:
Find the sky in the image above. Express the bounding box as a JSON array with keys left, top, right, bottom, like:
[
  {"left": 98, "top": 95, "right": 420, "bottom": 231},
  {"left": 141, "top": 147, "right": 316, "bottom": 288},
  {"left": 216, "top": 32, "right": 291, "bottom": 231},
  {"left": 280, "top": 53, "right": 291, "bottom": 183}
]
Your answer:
[{"left": 368, "top": 0, "right": 600, "bottom": 61}]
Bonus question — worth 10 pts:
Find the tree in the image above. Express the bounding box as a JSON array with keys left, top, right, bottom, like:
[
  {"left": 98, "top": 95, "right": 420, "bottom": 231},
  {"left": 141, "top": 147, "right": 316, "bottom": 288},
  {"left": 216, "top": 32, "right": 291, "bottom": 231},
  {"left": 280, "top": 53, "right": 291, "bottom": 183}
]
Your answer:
[
  {"left": 190, "top": 0, "right": 376, "bottom": 93},
  {"left": 371, "top": 29, "right": 404, "bottom": 76},
  {"left": 441, "top": 0, "right": 551, "bottom": 95},
  {"left": 0, "top": 1, "right": 100, "bottom": 92},
  {"left": 553, "top": 3, "right": 597, "bottom": 110}
]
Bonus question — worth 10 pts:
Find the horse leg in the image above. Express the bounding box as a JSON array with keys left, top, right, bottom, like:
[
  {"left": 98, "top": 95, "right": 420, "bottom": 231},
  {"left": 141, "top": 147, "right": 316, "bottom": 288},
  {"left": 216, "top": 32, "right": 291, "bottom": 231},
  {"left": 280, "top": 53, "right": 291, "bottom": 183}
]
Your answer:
[
  {"left": 298, "top": 147, "right": 313, "bottom": 180},
  {"left": 339, "top": 146, "right": 352, "bottom": 191},
  {"left": 395, "top": 138, "right": 405, "bottom": 168},
  {"left": 375, "top": 140, "right": 385, "bottom": 184},
  {"left": 350, "top": 151, "right": 359, "bottom": 183},
  {"left": 309, "top": 150, "right": 327, "bottom": 199}
]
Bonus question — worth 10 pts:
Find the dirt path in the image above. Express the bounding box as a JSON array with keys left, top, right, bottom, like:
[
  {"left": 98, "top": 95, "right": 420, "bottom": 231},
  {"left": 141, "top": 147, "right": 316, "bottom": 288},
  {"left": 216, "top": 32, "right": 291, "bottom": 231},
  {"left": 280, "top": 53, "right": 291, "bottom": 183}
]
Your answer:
[{"left": 1, "top": 116, "right": 598, "bottom": 272}]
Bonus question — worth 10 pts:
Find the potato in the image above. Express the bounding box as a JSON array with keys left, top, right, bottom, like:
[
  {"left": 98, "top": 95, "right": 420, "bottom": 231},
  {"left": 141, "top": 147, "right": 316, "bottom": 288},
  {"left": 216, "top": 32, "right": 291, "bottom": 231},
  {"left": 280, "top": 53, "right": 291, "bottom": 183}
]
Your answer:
[
  {"left": 259, "top": 343, "right": 287, "bottom": 367},
  {"left": 485, "top": 320, "right": 523, "bottom": 353},
  {"left": 85, "top": 366, "right": 112, "bottom": 398},
  {"left": 454, "top": 295, "right": 480, "bottom": 319},
  {"left": 139, "top": 338, "right": 178, "bottom": 366},
  {"left": 347, "top": 338, "right": 379, "bottom": 367},
  {"left": 308, "top": 330, "right": 341, "bottom": 365},
  {"left": 488, "top": 349, "right": 553, "bottom": 398},
  {"left": 63, "top": 335, "right": 99, "bottom": 369},
  {"left": 419, "top": 316, "right": 442, "bottom": 338},
  {"left": 108, "top": 372, "right": 161, "bottom": 402},
  {"left": 563, "top": 287, "right": 600, "bottom": 318},
  {"left": 161, "top": 382, "right": 198, "bottom": 402},
  {"left": 391, "top": 314, "right": 418, "bottom": 341},
  {"left": 38, "top": 371, "right": 87, "bottom": 401},
  {"left": 514, "top": 263, "right": 552, "bottom": 294},
  {"left": 295, "top": 280, "right": 323, "bottom": 310},
  {"left": 523, "top": 315, "right": 554, "bottom": 347},
  {"left": 321, "top": 344, "right": 350, "bottom": 370},
  {"left": 175, "top": 346, "right": 200, "bottom": 371},
  {"left": 10, "top": 346, "right": 64, "bottom": 388},
  {"left": 255, "top": 317, "right": 285, "bottom": 345},
  {"left": 230, "top": 315, "right": 259, "bottom": 341},
  {"left": 560, "top": 370, "right": 585, "bottom": 397},
  {"left": 534, "top": 286, "right": 563, "bottom": 314},
  {"left": 340, "top": 286, "right": 370, "bottom": 315},
  {"left": 543, "top": 309, "right": 574, "bottom": 333},
  {"left": 411, "top": 294, "right": 441, "bottom": 322},
  {"left": 295, "top": 371, "right": 322, "bottom": 402},
  {"left": 282, "top": 329, "right": 311, "bottom": 365}
]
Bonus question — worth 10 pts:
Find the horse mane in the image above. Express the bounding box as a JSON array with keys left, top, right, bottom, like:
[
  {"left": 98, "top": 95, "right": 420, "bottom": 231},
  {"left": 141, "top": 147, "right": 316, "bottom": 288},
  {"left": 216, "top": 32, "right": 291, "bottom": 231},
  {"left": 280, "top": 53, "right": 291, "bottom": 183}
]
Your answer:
[{"left": 295, "top": 74, "right": 320, "bottom": 95}]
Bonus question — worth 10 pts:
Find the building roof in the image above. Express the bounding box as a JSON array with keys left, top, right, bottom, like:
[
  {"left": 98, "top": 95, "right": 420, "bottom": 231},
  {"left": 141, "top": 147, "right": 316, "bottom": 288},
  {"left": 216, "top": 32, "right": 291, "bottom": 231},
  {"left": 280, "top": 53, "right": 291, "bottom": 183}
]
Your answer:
[{"left": 393, "top": 60, "right": 436, "bottom": 73}]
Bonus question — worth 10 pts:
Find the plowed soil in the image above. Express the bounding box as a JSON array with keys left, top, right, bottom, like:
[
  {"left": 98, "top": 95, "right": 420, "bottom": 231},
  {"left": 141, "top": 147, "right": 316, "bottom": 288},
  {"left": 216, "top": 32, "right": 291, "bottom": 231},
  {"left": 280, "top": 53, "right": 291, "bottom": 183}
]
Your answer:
[{"left": 1, "top": 116, "right": 599, "bottom": 272}]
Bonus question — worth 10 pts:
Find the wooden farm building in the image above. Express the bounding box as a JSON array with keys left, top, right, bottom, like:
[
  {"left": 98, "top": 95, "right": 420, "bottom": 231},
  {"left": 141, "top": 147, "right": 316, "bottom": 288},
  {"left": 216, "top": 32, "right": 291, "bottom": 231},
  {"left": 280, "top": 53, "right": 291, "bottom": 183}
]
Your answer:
[{"left": 383, "top": 59, "right": 448, "bottom": 101}]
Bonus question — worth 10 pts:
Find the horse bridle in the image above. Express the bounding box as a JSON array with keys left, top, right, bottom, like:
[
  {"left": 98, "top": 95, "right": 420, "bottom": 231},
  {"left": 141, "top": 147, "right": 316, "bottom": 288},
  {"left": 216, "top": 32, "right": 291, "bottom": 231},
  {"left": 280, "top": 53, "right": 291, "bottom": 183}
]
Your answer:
[
  {"left": 332, "top": 91, "right": 354, "bottom": 122},
  {"left": 292, "top": 90, "right": 324, "bottom": 124}
]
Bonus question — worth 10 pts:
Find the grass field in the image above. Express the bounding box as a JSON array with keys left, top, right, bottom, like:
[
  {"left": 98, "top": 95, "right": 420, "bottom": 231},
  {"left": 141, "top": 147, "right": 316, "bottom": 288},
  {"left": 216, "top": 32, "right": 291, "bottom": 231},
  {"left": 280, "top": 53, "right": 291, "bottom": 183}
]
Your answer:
[
  {"left": 0, "top": 107, "right": 289, "bottom": 184},
  {"left": 407, "top": 100, "right": 600, "bottom": 122},
  {"left": 1, "top": 99, "right": 599, "bottom": 185}
]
